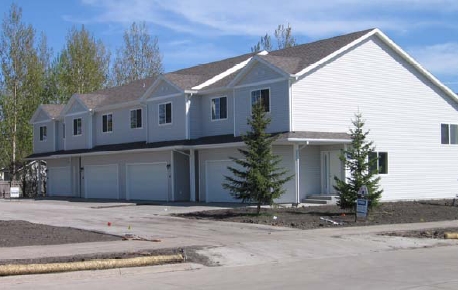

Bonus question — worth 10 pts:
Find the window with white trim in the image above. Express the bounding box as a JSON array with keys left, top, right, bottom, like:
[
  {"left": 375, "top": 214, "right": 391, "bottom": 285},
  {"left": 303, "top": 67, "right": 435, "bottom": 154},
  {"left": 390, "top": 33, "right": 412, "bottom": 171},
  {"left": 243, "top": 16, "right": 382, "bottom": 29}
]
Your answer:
[
  {"left": 39, "top": 126, "right": 47, "bottom": 141},
  {"left": 130, "top": 109, "right": 142, "bottom": 129},
  {"left": 159, "top": 102, "right": 172, "bottom": 124},
  {"left": 369, "top": 151, "right": 388, "bottom": 174},
  {"left": 441, "top": 123, "right": 458, "bottom": 144},
  {"left": 102, "top": 113, "right": 113, "bottom": 133},
  {"left": 211, "top": 96, "right": 227, "bottom": 120},
  {"left": 251, "top": 88, "right": 270, "bottom": 112},
  {"left": 73, "top": 118, "right": 82, "bottom": 136}
]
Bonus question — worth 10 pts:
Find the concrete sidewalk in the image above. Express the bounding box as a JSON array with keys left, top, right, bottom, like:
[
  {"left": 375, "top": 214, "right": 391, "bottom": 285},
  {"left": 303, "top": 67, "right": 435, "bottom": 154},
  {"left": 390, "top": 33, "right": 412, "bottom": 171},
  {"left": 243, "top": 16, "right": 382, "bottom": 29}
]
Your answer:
[{"left": 0, "top": 199, "right": 458, "bottom": 266}]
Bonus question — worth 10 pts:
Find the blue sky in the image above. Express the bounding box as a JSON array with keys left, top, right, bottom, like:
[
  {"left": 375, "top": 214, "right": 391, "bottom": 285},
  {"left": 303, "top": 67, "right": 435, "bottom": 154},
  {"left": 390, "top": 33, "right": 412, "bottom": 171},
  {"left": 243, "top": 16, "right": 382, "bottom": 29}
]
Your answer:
[{"left": 1, "top": 0, "right": 458, "bottom": 91}]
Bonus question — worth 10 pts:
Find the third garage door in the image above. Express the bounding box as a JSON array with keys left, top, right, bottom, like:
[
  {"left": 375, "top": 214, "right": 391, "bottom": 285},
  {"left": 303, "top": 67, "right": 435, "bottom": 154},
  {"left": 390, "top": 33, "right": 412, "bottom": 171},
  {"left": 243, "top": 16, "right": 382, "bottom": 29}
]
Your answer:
[{"left": 126, "top": 163, "right": 168, "bottom": 201}]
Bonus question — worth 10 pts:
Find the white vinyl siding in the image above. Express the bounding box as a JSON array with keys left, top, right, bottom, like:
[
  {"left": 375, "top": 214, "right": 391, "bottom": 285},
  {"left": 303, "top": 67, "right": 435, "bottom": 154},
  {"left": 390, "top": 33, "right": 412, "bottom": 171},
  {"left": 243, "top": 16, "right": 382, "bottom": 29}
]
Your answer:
[
  {"left": 234, "top": 80, "right": 289, "bottom": 136},
  {"left": 292, "top": 35, "right": 458, "bottom": 200}
]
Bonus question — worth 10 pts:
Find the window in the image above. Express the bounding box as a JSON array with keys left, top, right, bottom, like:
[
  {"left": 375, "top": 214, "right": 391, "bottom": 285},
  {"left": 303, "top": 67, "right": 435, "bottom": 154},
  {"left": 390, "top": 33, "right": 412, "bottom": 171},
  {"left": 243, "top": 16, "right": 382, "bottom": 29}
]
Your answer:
[
  {"left": 369, "top": 152, "right": 388, "bottom": 174},
  {"left": 130, "top": 109, "right": 142, "bottom": 129},
  {"left": 159, "top": 102, "right": 172, "bottom": 125},
  {"left": 211, "top": 97, "right": 227, "bottom": 120},
  {"left": 63, "top": 124, "right": 65, "bottom": 139},
  {"left": 102, "top": 113, "right": 113, "bottom": 133},
  {"left": 39, "top": 126, "right": 47, "bottom": 141},
  {"left": 441, "top": 123, "right": 458, "bottom": 144},
  {"left": 73, "top": 118, "right": 82, "bottom": 136},
  {"left": 251, "top": 88, "right": 270, "bottom": 112}
]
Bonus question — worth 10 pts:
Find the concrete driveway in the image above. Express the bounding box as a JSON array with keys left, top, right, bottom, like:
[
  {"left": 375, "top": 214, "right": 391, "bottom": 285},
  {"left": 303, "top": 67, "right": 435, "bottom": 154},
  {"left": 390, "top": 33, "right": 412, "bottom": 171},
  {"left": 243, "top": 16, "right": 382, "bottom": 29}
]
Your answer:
[{"left": 1, "top": 198, "right": 458, "bottom": 289}]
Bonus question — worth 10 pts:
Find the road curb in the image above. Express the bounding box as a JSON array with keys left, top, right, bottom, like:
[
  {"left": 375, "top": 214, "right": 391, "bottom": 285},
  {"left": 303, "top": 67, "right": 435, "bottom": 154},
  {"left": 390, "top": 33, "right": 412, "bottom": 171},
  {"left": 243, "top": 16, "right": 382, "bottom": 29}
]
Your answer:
[{"left": 0, "top": 254, "right": 184, "bottom": 276}]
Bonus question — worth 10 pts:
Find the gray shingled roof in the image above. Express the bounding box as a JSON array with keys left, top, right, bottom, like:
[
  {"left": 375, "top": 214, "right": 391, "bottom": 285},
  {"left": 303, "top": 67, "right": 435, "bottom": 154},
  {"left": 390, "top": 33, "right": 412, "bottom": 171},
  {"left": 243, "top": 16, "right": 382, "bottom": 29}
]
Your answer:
[
  {"left": 76, "top": 76, "right": 158, "bottom": 109},
  {"left": 277, "top": 131, "right": 350, "bottom": 140},
  {"left": 27, "top": 131, "right": 349, "bottom": 158},
  {"left": 61, "top": 29, "right": 373, "bottom": 110},
  {"left": 41, "top": 104, "right": 65, "bottom": 119},
  {"left": 261, "top": 29, "right": 374, "bottom": 74},
  {"left": 165, "top": 52, "right": 257, "bottom": 90},
  {"left": 203, "top": 29, "right": 373, "bottom": 90}
]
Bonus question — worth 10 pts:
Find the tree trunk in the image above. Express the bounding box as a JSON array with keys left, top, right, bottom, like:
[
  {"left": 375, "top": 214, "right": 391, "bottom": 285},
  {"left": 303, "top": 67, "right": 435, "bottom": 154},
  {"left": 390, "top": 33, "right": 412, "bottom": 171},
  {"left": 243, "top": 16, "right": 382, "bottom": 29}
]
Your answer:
[{"left": 257, "top": 204, "right": 261, "bottom": 215}]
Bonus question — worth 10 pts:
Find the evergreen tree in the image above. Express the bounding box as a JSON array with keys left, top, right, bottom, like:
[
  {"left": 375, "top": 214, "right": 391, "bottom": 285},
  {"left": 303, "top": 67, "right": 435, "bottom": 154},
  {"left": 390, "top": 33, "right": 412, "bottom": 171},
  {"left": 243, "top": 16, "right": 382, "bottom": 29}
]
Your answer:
[
  {"left": 112, "top": 22, "right": 163, "bottom": 86},
  {"left": 251, "top": 23, "right": 296, "bottom": 52},
  {"left": 334, "top": 113, "right": 383, "bottom": 210},
  {"left": 0, "top": 4, "right": 49, "bottom": 173},
  {"left": 223, "top": 101, "right": 293, "bottom": 214},
  {"left": 53, "top": 25, "right": 110, "bottom": 102}
]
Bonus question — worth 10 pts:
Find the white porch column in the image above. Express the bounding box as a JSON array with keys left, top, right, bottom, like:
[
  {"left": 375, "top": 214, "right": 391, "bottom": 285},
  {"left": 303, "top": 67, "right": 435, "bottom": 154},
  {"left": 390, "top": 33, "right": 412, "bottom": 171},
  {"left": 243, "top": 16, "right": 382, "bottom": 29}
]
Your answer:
[
  {"left": 37, "top": 161, "right": 42, "bottom": 197},
  {"left": 294, "top": 144, "right": 300, "bottom": 205},
  {"left": 189, "top": 149, "right": 196, "bottom": 202}
]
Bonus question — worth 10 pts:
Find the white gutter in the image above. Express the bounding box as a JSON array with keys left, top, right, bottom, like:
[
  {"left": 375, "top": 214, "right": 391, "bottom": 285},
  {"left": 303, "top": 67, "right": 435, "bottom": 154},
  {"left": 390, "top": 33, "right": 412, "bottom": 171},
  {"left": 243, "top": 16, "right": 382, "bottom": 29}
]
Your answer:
[{"left": 286, "top": 138, "right": 351, "bottom": 144}]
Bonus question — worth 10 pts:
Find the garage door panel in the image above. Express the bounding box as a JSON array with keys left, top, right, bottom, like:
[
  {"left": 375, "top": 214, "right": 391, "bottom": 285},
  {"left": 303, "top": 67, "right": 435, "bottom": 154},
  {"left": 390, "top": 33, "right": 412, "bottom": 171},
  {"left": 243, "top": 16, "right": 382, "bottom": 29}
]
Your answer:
[
  {"left": 127, "top": 163, "right": 168, "bottom": 201},
  {"left": 85, "top": 165, "right": 118, "bottom": 199},
  {"left": 48, "top": 167, "right": 72, "bottom": 196},
  {"left": 206, "top": 160, "right": 239, "bottom": 203}
]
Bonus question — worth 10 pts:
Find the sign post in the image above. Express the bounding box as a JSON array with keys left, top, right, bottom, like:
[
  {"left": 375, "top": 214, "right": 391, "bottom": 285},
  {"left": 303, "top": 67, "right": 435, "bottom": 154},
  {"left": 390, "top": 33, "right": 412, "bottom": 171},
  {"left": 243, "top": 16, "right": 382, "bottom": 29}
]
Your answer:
[{"left": 356, "top": 185, "right": 369, "bottom": 221}]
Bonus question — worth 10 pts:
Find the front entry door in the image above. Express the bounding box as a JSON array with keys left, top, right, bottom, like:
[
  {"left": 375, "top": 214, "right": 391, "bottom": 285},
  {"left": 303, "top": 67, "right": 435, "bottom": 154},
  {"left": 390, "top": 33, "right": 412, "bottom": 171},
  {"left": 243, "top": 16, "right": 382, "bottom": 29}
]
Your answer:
[{"left": 321, "top": 151, "right": 342, "bottom": 194}]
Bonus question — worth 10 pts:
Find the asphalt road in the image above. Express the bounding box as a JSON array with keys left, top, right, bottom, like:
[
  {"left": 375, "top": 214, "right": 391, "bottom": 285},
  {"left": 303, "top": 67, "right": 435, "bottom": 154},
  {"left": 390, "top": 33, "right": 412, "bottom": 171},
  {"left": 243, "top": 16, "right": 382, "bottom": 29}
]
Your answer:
[
  {"left": 3, "top": 245, "right": 458, "bottom": 289},
  {"left": 1, "top": 199, "right": 458, "bottom": 289}
]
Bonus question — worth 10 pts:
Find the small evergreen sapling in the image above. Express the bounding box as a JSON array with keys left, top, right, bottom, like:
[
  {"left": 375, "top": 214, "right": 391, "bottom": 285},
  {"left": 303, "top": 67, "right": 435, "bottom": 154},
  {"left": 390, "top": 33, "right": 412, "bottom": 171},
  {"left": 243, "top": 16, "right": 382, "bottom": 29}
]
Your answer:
[
  {"left": 223, "top": 101, "right": 292, "bottom": 215},
  {"left": 334, "top": 113, "right": 383, "bottom": 210}
]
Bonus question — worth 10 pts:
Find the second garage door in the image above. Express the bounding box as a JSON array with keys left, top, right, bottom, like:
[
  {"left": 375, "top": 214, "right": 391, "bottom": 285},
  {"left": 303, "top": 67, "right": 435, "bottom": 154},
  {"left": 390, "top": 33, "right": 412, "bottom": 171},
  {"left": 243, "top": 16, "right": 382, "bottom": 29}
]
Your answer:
[
  {"left": 205, "top": 160, "right": 239, "bottom": 203},
  {"left": 126, "top": 163, "right": 168, "bottom": 201},
  {"left": 85, "top": 165, "right": 119, "bottom": 199}
]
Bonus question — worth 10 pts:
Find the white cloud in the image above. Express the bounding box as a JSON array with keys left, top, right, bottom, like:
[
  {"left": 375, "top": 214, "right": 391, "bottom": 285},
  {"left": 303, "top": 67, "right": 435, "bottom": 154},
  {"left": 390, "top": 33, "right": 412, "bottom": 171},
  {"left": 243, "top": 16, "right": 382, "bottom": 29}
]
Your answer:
[
  {"left": 69, "top": 0, "right": 458, "bottom": 37},
  {"left": 408, "top": 43, "right": 458, "bottom": 76}
]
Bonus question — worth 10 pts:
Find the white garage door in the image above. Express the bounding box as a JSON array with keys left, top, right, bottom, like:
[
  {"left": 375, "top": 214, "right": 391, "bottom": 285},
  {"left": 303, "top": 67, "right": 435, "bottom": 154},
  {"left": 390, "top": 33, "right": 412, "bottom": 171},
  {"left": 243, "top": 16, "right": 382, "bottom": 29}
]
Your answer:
[
  {"left": 48, "top": 167, "right": 72, "bottom": 196},
  {"left": 205, "top": 160, "right": 238, "bottom": 203},
  {"left": 85, "top": 165, "right": 119, "bottom": 199},
  {"left": 126, "top": 163, "right": 168, "bottom": 201}
]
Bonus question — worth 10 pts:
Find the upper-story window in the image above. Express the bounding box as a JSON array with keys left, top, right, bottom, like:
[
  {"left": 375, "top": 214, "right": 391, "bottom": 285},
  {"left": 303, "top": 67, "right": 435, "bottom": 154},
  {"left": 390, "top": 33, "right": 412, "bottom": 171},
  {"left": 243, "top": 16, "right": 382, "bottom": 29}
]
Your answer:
[
  {"left": 130, "top": 109, "right": 142, "bottom": 129},
  {"left": 73, "top": 118, "right": 82, "bottom": 136},
  {"left": 251, "top": 88, "right": 270, "bottom": 112},
  {"left": 211, "top": 96, "right": 227, "bottom": 120},
  {"left": 441, "top": 123, "right": 458, "bottom": 144},
  {"left": 102, "top": 113, "right": 113, "bottom": 133},
  {"left": 159, "top": 102, "right": 172, "bottom": 125},
  {"left": 63, "top": 124, "right": 65, "bottom": 139},
  {"left": 39, "top": 126, "right": 47, "bottom": 141}
]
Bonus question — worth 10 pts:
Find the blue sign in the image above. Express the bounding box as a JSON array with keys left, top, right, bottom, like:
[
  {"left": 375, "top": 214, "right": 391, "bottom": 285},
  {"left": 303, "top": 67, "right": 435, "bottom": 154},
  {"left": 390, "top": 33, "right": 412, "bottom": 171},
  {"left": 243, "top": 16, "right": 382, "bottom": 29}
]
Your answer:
[{"left": 356, "top": 198, "right": 368, "bottom": 218}]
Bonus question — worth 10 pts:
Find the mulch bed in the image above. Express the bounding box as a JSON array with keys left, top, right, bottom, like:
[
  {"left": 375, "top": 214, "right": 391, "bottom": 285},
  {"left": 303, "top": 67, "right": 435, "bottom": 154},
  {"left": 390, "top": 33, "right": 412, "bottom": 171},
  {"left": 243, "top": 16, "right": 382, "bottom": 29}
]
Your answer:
[
  {"left": 0, "top": 220, "right": 120, "bottom": 247},
  {"left": 176, "top": 199, "right": 458, "bottom": 230}
]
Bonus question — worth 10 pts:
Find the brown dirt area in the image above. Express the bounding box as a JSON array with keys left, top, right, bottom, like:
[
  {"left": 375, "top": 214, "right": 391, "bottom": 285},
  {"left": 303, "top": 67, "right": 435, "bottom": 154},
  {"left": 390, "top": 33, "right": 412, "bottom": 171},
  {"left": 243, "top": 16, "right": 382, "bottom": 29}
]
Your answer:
[
  {"left": 0, "top": 220, "right": 120, "bottom": 247},
  {"left": 176, "top": 199, "right": 458, "bottom": 230}
]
